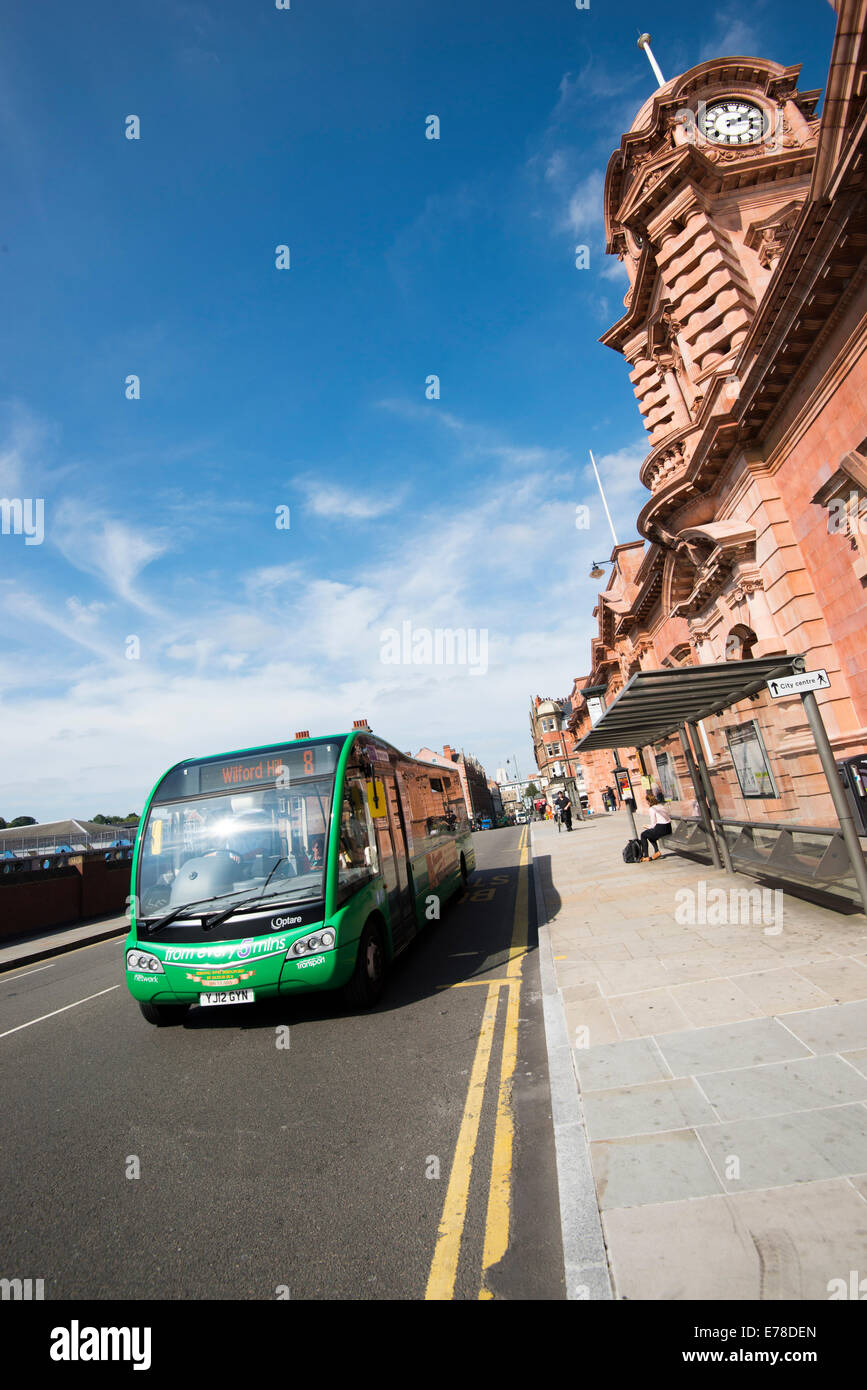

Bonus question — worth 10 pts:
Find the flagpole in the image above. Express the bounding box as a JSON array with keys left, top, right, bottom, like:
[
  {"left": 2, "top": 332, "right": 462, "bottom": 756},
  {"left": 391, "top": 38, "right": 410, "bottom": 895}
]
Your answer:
[
  {"left": 589, "top": 449, "right": 619, "bottom": 549},
  {"left": 637, "top": 33, "right": 666, "bottom": 87}
]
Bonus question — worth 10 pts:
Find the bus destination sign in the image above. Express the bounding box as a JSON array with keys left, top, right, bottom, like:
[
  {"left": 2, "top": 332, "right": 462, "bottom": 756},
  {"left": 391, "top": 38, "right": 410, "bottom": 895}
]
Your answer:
[{"left": 197, "top": 743, "right": 340, "bottom": 794}]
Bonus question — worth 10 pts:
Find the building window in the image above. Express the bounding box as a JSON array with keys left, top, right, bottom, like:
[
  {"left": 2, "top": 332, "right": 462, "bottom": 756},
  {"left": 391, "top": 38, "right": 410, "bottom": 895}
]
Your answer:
[
  {"left": 725, "top": 625, "right": 757, "bottom": 660},
  {"left": 586, "top": 697, "right": 605, "bottom": 727},
  {"left": 724, "top": 720, "right": 778, "bottom": 798},
  {"left": 654, "top": 751, "right": 679, "bottom": 802},
  {"left": 812, "top": 442, "right": 867, "bottom": 580}
]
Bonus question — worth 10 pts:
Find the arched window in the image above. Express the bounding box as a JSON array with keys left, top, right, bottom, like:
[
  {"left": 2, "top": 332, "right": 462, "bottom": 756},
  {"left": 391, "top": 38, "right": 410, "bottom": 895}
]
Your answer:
[{"left": 725, "top": 625, "right": 757, "bottom": 660}]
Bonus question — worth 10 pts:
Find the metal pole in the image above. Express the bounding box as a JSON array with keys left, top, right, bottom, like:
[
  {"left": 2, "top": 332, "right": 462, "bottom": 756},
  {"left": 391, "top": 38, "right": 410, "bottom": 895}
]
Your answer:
[
  {"left": 611, "top": 746, "right": 639, "bottom": 839},
  {"left": 800, "top": 690, "right": 867, "bottom": 917},
  {"left": 686, "top": 719, "right": 734, "bottom": 874},
  {"left": 678, "top": 725, "right": 722, "bottom": 871},
  {"left": 589, "top": 450, "right": 619, "bottom": 548},
  {"left": 637, "top": 33, "right": 666, "bottom": 87}
]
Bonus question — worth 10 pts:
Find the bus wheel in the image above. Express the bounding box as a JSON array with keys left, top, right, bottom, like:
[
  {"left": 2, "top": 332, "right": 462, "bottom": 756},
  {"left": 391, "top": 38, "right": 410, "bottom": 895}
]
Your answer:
[
  {"left": 139, "top": 1001, "right": 188, "bottom": 1027},
  {"left": 343, "top": 921, "right": 387, "bottom": 1009}
]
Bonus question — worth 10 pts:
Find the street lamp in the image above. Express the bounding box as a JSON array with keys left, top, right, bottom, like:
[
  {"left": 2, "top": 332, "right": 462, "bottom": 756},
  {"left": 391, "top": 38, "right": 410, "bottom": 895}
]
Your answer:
[{"left": 589, "top": 559, "right": 615, "bottom": 580}]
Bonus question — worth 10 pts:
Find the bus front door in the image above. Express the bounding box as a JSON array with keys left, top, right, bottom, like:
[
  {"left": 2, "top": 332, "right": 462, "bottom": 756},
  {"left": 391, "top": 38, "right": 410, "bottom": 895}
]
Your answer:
[{"left": 370, "top": 773, "right": 416, "bottom": 954}]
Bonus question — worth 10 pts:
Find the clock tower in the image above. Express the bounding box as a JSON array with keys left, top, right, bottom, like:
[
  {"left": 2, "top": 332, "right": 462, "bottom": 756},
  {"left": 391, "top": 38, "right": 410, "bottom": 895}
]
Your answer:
[{"left": 602, "top": 57, "right": 821, "bottom": 466}]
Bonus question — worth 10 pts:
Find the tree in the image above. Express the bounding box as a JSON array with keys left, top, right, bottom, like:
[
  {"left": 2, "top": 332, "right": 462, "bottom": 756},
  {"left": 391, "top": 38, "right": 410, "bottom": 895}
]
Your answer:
[
  {"left": 9, "top": 816, "right": 37, "bottom": 827},
  {"left": 525, "top": 782, "right": 539, "bottom": 800}
]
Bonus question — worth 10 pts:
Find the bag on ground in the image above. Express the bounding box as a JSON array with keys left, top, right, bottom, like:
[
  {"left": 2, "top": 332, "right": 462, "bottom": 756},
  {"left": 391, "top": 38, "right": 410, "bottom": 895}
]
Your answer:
[{"left": 622, "top": 838, "right": 642, "bottom": 864}]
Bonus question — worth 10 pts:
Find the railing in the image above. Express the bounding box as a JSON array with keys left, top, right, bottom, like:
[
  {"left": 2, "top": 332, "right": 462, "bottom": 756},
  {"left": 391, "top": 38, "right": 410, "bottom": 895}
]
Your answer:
[
  {"left": 0, "top": 832, "right": 134, "bottom": 857},
  {"left": 666, "top": 816, "right": 865, "bottom": 905},
  {"left": 1, "top": 846, "right": 134, "bottom": 877}
]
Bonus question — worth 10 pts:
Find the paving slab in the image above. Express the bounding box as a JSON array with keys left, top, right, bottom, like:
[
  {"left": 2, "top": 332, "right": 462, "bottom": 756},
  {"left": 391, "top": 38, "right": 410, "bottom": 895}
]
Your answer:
[
  {"left": 575, "top": 1037, "right": 671, "bottom": 1091},
  {"left": 781, "top": 999, "right": 867, "bottom": 1054},
  {"left": 603, "top": 1178, "right": 867, "bottom": 1300},
  {"left": 698, "top": 1103, "right": 867, "bottom": 1190},
  {"left": 696, "top": 1055, "right": 867, "bottom": 1120},
  {"left": 655, "top": 1017, "right": 812, "bottom": 1076},
  {"left": 583, "top": 1076, "right": 718, "bottom": 1140},
  {"left": 590, "top": 1129, "right": 723, "bottom": 1209}
]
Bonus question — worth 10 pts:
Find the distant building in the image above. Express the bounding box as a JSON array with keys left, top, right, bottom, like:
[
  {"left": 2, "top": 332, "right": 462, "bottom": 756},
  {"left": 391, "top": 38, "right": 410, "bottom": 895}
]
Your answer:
[
  {"left": 487, "top": 780, "right": 505, "bottom": 819},
  {"left": 0, "top": 819, "right": 136, "bottom": 858},
  {"left": 415, "top": 745, "right": 495, "bottom": 822},
  {"left": 530, "top": 696, "right": 586, "bottom": 804},
  {"left": 498, "top": 778, "right": 536, "bottom": 816}
]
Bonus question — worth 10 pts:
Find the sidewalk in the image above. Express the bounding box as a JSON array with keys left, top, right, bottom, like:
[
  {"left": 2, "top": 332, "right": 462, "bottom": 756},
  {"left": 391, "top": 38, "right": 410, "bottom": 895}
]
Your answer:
[
  {"left": 0, "top": 913, "right": 128, "bottom": 972},
  {"left": 532, "top": 814, "right": 867, "bottom": 1300}
]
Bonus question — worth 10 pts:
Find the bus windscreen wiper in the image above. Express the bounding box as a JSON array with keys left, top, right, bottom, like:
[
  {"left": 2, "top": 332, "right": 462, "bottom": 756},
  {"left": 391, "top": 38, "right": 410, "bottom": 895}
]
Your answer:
[
  {"left": 142, "top": 897, "right": 232, "bottom": 933},
  {"left": 141, "top": 883, "right": 270, "bottom": 932}
]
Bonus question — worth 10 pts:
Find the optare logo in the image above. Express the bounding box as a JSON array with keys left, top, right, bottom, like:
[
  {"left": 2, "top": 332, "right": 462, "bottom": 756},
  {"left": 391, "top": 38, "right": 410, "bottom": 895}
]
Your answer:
[
  {"left": 236, "top": 938, "right": 253, "bottom": 959},
  {"left": 271, "top": 915, "right": 302, "bottom": 929}
]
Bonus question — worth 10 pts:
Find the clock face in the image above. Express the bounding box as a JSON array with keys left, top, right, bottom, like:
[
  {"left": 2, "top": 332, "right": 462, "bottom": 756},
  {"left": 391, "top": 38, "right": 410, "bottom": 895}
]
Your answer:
[{"left": 699, "top": 100, "right": 766, "bottom": 146}]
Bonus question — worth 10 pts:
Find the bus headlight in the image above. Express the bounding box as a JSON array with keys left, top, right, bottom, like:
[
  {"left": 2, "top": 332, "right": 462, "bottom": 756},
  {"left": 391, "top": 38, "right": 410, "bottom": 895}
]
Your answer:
[
  {"left": 287, "top": 929, "right": 335, "bottom": 958},
  {"left": 126, "top": 949, "right": 165, "bottom": 974}
]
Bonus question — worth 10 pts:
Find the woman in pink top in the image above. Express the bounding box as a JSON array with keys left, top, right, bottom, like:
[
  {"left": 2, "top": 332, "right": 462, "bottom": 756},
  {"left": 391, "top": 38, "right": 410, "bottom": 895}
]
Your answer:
[{"left": 639, "top": 794, "right": 672, "bottom": 861}]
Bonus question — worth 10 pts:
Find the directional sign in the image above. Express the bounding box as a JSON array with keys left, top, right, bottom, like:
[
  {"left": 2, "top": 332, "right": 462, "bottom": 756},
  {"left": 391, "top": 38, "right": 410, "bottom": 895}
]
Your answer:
[{"left": 767, "top": 669, "right": 831, "bottom": 698}]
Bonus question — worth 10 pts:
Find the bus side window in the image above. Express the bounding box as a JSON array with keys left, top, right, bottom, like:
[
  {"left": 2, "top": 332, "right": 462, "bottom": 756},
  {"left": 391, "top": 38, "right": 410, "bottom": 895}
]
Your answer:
[{"left": 337, "top": 781, "right": 378, "bottom": 902}]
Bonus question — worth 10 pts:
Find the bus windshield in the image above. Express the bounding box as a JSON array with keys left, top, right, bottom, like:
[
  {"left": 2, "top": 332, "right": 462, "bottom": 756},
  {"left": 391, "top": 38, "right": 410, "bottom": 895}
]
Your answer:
[{"left": 137, "top": 748, "right": 340, "bottom": 922}]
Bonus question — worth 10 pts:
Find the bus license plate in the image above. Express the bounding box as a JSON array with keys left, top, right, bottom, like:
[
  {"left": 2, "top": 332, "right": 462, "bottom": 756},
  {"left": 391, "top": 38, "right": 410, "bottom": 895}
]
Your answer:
[{"left": 199, "top": 990, "right": 255, "bottom": 1007}]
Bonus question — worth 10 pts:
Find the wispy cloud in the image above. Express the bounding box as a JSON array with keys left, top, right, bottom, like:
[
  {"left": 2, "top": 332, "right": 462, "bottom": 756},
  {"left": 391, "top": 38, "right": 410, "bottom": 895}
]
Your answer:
[
  {"left": 699, "top": 16, "right": 761, "bottom": 62},
  {"left": 294, "top": 475, "right": 406, "bottom": 521},
  {"left": 52, "top": 503, "right": 171, "bottom": 610}
]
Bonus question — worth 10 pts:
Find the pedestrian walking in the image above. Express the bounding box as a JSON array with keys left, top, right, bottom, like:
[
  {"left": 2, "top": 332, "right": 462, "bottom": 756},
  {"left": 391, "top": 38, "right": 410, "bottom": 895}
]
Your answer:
[
  {"left": 554, "top": 790, "right": 572, "bottom": 831},
  {"left": 638, "top": 794, "right": 672, "bottom": 861}
]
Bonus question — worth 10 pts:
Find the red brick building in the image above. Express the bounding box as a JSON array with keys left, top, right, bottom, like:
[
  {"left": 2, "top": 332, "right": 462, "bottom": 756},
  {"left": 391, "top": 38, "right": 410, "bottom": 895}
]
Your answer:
[
  {"left": 569, "top": 3, "right": 867, "bottom": 829},
  {"left": 416, "top": 745, "right": 495, "bottom": 823}
]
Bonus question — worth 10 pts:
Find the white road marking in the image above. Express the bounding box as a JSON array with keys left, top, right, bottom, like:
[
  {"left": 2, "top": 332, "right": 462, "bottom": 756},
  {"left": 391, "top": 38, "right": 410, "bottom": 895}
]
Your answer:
[
  {"left": 3, "top": 963, "right": 55, "bottom": 980},
  {"left": 0, "top": 985, "right": 120, "bottom": 1038}
]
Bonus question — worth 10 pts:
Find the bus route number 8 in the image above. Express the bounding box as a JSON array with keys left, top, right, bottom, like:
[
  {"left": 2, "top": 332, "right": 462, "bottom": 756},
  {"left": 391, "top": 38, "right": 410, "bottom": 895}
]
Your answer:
[{"left": 303, "top": 749, "right": 315, "bottom": 776}]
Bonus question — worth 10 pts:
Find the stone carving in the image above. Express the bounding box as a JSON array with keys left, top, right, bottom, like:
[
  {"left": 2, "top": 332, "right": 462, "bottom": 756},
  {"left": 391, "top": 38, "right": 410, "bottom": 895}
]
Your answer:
[
  {"left": 746, "top": 206, "right": 801, "bottom": 269},
  {"left": 729, "top": 576, "right": 764, "bottom": 602}
]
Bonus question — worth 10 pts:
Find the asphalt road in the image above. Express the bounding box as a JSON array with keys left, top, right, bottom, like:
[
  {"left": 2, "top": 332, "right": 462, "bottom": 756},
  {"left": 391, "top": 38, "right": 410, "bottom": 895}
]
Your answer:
[{"left": 0, "top": 827, "right": 565, "bottom": 1300}]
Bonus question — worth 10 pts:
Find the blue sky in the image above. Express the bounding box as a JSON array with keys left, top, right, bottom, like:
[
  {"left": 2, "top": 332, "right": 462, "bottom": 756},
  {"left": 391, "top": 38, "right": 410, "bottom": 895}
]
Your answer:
[{"left": 0, "top": 0, "right": 838, "bottom": 819}]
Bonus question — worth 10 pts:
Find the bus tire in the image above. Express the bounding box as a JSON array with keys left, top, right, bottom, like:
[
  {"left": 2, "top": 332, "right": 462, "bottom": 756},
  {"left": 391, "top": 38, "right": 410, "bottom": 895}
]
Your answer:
[
  {"left": 139, "top": 1000, "right": 188, "bottom": 1027},
  {"left": 343, "top": 920, "right": 387, "bottom": 1009}
]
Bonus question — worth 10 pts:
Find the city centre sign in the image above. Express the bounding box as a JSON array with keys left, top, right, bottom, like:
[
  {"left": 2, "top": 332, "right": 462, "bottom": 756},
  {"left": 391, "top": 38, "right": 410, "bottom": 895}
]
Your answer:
[{"left": 767, "top": 669, "right": 831, "bottom": 698}]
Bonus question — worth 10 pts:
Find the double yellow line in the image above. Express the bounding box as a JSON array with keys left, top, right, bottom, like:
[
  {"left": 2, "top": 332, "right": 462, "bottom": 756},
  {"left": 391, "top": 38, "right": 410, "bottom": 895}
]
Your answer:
[{"left": 425, "top": 828, "right": 529, "bottom": 1300}]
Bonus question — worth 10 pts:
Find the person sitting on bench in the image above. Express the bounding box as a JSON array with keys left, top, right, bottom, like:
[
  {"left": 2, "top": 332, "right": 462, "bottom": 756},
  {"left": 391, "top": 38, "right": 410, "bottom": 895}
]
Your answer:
[{"left": 640, "top": 794, "right": 672, "bottom": 861}]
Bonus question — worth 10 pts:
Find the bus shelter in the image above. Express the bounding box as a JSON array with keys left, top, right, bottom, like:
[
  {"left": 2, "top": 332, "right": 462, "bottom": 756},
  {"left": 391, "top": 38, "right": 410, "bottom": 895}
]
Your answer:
[{"left": 574, "top": 656, "right": 867, "bottom": 917}]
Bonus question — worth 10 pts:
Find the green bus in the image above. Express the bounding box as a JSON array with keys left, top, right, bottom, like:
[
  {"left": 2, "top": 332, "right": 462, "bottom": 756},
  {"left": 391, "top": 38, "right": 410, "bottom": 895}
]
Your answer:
[{"left": 125, "top": 729, "right": 475, "bottom": 1024}]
